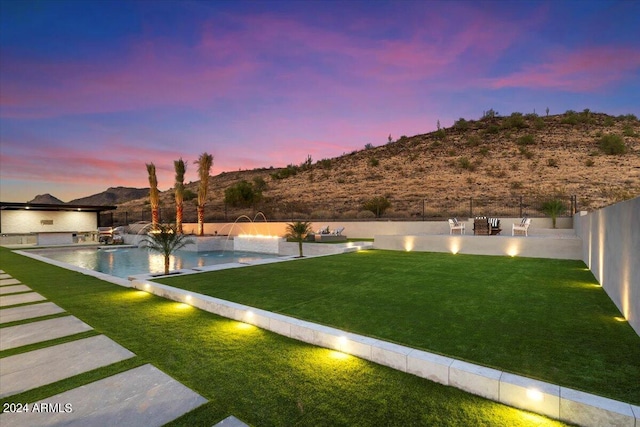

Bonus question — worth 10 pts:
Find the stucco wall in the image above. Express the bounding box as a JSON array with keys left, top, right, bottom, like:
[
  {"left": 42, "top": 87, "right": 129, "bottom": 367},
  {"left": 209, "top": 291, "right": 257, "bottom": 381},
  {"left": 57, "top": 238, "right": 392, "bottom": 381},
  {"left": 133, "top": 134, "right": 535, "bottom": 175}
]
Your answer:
[
  {"left": 574, "top": 197, "right": 640, "bottom": 335},
  {"left": 0, "top": 210, "right": 98, "bottom": 234},
  {"left": 181, "top": 217, "right": 572, "bottom": 239}
]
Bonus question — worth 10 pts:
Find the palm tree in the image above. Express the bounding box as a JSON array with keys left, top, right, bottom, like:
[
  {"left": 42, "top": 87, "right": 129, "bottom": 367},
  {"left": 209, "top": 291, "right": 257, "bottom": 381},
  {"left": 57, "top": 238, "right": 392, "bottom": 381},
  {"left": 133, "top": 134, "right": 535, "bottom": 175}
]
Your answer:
[
  {"left": 542, "top": 199, "right": 566, "bottom": 229},
  {"left": 286, "top": 221, "right": 313, "bottom": 257},
  {"left": 174, "top": 158, "right": 186, "bottom": 234},
  {"left": 195, "top": 152, "right": 214, "bottom": 236},
  {"left": 146, "top": 163, "right": 160, "bottom": 227},
  {"left": 140, "top": 223, "right": 193, "bottom": 275}
]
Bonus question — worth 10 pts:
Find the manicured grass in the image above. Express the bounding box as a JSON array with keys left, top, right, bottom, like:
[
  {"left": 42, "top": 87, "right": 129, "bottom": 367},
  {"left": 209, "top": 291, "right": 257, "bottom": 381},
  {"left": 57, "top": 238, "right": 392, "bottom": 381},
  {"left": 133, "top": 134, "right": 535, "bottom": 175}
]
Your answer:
[
  {"left": 0, "top": 247, "right": 568, "bottom": 426},
  {"left": 158, "top": 249, "right": 640, "bottom": 405}
]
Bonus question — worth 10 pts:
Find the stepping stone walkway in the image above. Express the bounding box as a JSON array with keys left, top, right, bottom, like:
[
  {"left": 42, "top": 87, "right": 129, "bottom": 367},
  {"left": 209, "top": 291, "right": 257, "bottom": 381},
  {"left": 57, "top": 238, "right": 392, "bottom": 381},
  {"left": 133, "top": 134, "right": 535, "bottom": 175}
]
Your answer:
[
  {"left": 0, "top": 364, "right": 207, "bottom": 427},
  {"left": 0, "top": 285, "right": 31, "bottom": 295},
  {"left": 0, "top": 316, "right": 93, "bottom": 351},
  {"left": 0, "top": 292, "right": 46, "bottom": 307},
  {"left": 0, "top": 302, "right": 65, "bottom": 324},
  {"left": 0, "top": 271, "right": 207, "bottom": 426}
]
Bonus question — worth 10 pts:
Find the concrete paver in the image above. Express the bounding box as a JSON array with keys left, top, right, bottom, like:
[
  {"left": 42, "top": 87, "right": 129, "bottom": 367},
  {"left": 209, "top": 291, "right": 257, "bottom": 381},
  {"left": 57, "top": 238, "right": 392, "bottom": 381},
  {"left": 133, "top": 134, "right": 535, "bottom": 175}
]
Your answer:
[
  {"left": 0, "top": 273, "right": 12, "bottom": 279},
  {"left": 215, "top": 415, "right": 250, "bottom": 427},
  {"left": 0, "top": 335, "right": 135, "bottom": 398},
  {"left": 0, "top": 292, "right": 47, "bottom": 307},
  {"left": 0, "top": 302, "right": 66, "bottom": 324},
  {"left": 0, "top": 285, "right": 32, "bottom": 295},
  {"left": 0, "top": 316, "right": 92, "bottom": 351},
  {"left": 0, "top": 278, "right": 21, "bottom": 286},
  {"left": 0, "top": 364, "right": 207, "bottom": 427}
]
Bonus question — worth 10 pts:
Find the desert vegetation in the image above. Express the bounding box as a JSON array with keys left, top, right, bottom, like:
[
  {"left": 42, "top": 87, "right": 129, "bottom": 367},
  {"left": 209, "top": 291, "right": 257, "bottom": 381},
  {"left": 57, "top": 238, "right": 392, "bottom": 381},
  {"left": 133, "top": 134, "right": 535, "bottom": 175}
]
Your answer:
[{"left": 116, "top": 111, "right": 638, "bottom": 222}]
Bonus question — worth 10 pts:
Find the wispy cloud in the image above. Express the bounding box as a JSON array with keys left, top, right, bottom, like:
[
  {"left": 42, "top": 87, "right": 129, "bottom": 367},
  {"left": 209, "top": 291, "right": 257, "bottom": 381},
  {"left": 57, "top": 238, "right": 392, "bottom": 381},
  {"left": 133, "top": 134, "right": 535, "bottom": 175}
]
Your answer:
[{"left": 485, "top": 46, "right": 640, "bottom": 92}]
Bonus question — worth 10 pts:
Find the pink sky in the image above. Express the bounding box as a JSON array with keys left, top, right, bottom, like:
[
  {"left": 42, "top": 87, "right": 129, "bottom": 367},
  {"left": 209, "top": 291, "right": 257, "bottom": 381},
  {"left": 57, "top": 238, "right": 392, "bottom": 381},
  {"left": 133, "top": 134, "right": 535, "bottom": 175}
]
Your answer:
[{"left": 1, "top": 0, "right": 639, "bottom": 202}]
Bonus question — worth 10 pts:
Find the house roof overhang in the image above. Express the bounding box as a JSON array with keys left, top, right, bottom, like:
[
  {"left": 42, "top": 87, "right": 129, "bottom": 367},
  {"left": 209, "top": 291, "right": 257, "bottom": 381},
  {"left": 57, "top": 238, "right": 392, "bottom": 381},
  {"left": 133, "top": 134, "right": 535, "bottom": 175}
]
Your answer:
[{"left": 0, "top": 202, "right": 117, "bottom": 212}]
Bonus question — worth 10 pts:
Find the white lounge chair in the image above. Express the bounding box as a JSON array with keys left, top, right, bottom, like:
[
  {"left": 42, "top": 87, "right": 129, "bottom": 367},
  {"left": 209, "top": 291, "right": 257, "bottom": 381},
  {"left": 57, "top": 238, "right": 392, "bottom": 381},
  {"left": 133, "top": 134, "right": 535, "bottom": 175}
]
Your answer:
[
  {"left": 448, "top": 218, "right": 465, "bottom": 235},
  {"left": 332, "top": 227, "right": 345, "bottom": 236},
  {"left": 512, "top": 218, "right": 531, "bottom": 236}
]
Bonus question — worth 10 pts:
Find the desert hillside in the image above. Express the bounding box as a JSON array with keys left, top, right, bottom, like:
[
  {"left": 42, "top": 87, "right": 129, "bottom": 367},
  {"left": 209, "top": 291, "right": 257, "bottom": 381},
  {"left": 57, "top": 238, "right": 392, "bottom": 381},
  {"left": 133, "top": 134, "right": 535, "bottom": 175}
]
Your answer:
[{"left": 116, "top": 110, "right": 639, "bottom": 221}]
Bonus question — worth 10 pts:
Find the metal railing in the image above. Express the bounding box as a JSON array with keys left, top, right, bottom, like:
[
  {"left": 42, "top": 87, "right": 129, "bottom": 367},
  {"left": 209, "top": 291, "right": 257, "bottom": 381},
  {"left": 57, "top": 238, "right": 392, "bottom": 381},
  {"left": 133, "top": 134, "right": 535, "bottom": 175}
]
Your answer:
[{"left": 99, "top": 195, "right": 577, "bottom": 227}]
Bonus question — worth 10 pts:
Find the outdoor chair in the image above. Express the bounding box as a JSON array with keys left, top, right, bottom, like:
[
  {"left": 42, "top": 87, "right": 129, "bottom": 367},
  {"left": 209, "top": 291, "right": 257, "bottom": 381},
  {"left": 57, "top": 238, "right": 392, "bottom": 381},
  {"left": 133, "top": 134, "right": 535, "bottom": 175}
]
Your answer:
[
  {"left": 512, "top": 218, "right": 531, "bottom": 236},
  {"left": 473, "top": 217, "right": 490, "bottom": 235},
  {"left": 448, "top": 219, "right": 465, "bottom": 235},
  {"left": 332, "top": 227, "right": 345, "bottom": 236}
]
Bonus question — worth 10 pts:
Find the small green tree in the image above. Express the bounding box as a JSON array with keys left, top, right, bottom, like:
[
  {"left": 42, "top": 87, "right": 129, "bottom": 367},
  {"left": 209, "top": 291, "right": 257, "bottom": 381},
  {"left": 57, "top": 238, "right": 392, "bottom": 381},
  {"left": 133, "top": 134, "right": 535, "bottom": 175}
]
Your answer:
[
  {"left": 285, "top": 221, "right": 313, "bottom": 257},
  {"left": 363, "top": 196, "right": 391, "bottom": 218},
  {"left": 140, "top": 223, "right": 194, "bottom": 275},
  {"left": 541, "top": 199, "right": 565, "bottom": 229}
]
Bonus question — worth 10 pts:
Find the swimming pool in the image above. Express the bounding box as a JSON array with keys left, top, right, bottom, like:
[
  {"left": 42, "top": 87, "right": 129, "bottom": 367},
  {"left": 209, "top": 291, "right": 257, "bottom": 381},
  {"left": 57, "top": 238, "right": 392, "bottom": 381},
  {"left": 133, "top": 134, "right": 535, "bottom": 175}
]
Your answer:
[{"left": 31, "top": 247, "right": 277, "bottom": 278}]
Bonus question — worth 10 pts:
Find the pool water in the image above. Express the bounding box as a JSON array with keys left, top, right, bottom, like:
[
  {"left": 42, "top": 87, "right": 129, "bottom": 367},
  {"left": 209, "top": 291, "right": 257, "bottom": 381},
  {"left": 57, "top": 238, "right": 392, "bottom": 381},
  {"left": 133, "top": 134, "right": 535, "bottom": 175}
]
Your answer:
[{"left": 32, "top": 247, "right": 276, "bottom": 278}]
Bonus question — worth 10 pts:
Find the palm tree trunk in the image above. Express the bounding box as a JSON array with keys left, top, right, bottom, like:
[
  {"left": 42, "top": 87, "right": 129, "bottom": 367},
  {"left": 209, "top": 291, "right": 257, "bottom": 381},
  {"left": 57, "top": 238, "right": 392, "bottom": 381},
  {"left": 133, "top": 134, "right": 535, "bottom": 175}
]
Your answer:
[
  {"left": 197, "top": 205, "right": 204, "bottom": 236},
  {"left": 152, "top": 208, "right": 159, "bottom": 226},
  {"left": 176, "top": 204, "right": 183, "bottom": 234}
]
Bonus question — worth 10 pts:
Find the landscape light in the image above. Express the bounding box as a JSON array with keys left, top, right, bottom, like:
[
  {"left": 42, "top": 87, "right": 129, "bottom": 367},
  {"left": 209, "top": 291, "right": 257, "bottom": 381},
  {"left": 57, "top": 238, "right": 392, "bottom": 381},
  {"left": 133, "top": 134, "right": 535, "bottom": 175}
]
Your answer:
[
  {"left": 614, "top": 316, "right": 626, "bottom": 322},
  {"left": 526, "top": 388, "right": 544, "bottom": 402}
]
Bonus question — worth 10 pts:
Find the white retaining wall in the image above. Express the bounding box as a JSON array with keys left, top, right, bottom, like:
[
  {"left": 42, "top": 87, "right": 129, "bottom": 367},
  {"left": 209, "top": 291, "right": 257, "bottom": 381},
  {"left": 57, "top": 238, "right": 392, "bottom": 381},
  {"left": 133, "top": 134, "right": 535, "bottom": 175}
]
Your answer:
[
  {"left": 0, "top": 210, "right": 98, "bottom": 234},
  {"left": 373, "top": 234, "right": 583, "bottom": 260},
  {"left": 574, "top": 197, "right": 640, "bottom": 336},
  {"left": 131, "top": 279, "right": 640, "bottom": 427}
]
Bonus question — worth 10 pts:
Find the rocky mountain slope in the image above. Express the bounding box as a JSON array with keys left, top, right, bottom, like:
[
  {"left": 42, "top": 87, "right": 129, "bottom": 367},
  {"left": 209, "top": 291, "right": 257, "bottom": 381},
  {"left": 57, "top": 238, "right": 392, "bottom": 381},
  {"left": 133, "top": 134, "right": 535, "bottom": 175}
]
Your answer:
[
  {"left": 117, "top": 111, "right": 639, "bottom": 220},
  {"left": 69, "top": 187, "right": 149, "bottom": 206}
]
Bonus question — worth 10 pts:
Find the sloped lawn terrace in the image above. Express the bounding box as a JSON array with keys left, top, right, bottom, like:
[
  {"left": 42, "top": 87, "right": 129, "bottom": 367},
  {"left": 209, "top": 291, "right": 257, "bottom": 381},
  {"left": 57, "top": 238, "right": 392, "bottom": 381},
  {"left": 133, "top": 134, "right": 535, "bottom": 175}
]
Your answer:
[
  {"left": 1, "top": 247, "right": 569, "bottom": 426},
  {"left": 157, "top": 249, "right": 640, "bottom": 405}
]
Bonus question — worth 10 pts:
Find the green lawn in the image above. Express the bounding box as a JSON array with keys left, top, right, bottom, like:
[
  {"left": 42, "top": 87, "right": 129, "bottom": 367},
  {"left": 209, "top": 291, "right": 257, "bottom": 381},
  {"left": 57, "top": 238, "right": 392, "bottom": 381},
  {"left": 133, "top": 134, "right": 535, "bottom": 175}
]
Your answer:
[
  {"left": 157, "top": 249, "right": 640, "bottom": 405},
  {"left": 0, "top": 247, "right": 568, "bottom": 426}
]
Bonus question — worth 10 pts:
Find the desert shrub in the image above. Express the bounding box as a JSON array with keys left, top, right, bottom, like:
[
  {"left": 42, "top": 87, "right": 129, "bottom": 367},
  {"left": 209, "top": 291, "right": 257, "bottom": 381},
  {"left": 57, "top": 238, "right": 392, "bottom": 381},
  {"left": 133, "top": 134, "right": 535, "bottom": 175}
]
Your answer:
[
  {"left": 454, "top": 118, "right": 469, "bottom": 130},
  {"left": 364, "top": 143, "right": 374, "bottom": 150},
  {"left": 431, "top": 141, "right": 441, "bottom": 148},
  {"left": 434, "top": 129, "right": 446, "bottom": 140},
  {"left": 309, "top": 210, "right": 333, "bottom": 219},
  {"left": 448, "top": 149, "right": 456, "bottom": 156},
  {"left": 533, "top": 117, "right": 546, "bottom": 130},
  {"left": 547, "top": 158, "right": 558, "bottom": 167},
  {"left": 224, "top": 180, "right": 263, "bottom": 208},
  {"left": 485, "top": 125, "right": 500, "bottom": 134},
  {"left": 623, "top": 125, "right": 637, "bottom": 137},
  {"left": 356, "top": 210, "right": 376, "bottom": 219},
  {"left": 561, "top": 111, "right": 579, "bottom": 125},
  {"left": 598, "top": 134, "right": 627, "bottom": 155},
  {"left": 382, "top": 209, "right": 410, "bottom": 219},
  {"left": 183, "top": 189, "right": 197, "bottom": 201},
  {"left": 519, "top": 146, "right": 534, "bottom": 159},
  {"left": 585, "top": 159, "right": 595, "bottom": 167},
  {"left": 467, "top": 135, "right": 481, "bottom": 147},
  {"left": 510, "top": 163, "right": 519, "bottom": 171},
  {"left": 368, "top": 157, "right": 379, "bottom": 167},
  {"left": 478, "top": 147, "right": 489, "bottom": 156},
  {"left": 525, "top": 112, "right": 538, "bottom": 119},
  {"left": 604, "top": 116, "right": 615, "bottom": 127},
  {"left": 458, "top": 157, "right": 476, "bottom": 171},
  {"left": 270, "top": 164, "right": 299, "bottom": 180},
  {"left": 503, "top": 112, "right": 528, "bottom": 129},
  {"left": 362, "top": 196, "right": 391, "bottom": 218},
  {"left": 517, "top": 134, "right": 535, "bottom": 145},
  {"left": 317, "top": 158, "right": 332, "bottom": 169},
  {"left": 341, "top": 210, "right": 359, "bottom": 219},
  {"left": 481, "top": 109, "right": 498, "bottom": 120},
  {"left": 510, "top": 181, "right": 523, "bottom": 189}
]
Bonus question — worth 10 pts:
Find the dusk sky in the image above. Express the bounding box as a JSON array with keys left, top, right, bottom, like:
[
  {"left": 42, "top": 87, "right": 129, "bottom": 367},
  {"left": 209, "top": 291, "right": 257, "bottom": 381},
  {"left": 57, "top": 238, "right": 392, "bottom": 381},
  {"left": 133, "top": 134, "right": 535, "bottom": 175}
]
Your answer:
[{"left": 1, "top": 0, "right": 639, "bottom": 202}]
